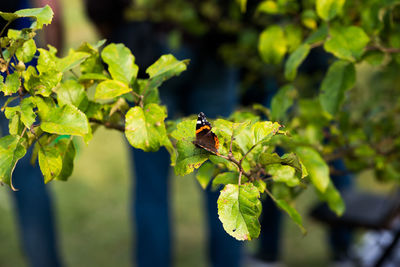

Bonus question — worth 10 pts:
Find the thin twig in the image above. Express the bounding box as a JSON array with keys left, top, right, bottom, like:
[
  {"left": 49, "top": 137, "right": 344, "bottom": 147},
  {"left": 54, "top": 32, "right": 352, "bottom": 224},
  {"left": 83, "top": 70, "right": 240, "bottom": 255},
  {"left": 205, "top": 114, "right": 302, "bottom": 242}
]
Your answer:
[
  {"left": 238, "top": 171, "right": 243, "bottom": 186},
  {"left": 366, "top": 46, "right": 400, "bottom": 54}
]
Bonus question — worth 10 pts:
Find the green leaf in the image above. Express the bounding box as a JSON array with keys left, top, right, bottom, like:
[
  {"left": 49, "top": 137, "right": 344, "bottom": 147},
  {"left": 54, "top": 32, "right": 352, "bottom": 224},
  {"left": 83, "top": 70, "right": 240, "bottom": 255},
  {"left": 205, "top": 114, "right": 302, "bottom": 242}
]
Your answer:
[
  {"left": 58, "top": 49, "right": 90, "bottom": 72},
  {"left": 324, "top": 26, "right": 370, "bottom": 62},
  {"left": 363, "top": 51, "right": 385, "bottom": 66},
  {"left": 16, "top": 39, "right": 37, "bottom": 63},
  {"left": 101, "top": 43, "right": 138, "bottom": 85},
  {"left": 174, "top": 140, "right": 209, "bottom": 176},
  {"left": 170, "top": 119, "right": 195, "bottom": 140},
  {"left": 41, "top": 104, "right": 90, "bottom": 136},
  {"left": 274, "top": 199, "right": 306, "bottom": 234},
  {"left": 285, "top": 24, "right": 303, "bottom": 52},
  {"left": 258, "top": 26, "right": 287, "bottom": 64},
  {"left": 34, "top": 96, "right": 56, "bottom": 119},
  {"left": 125, "top": 104, "right": 168, "bottom": 152},
  {"left": 257, "top": 1, "right": 280, "bottom": 14},
  {"left": 285, "top": 44, "right": 310, "bottom": 81},
  {"left": 56, "top": 79, "right": 88, "bottom": 111},
  {"left": 196, "top": 161, "right": 216, "bottom": 189},
  {"left": 0, "top": 11, "right": 19, "bottom": 22},
  {"left": 14, "top": 5, "right": 53, "bottom": 29},
  {"left": 78, "top": 73, "right": 108, "bottom": 82},
  {"left": 253, "top": 179, "right": 266, "bottom": 193},
  {"left": 146, "top": 54, "right": 189, "bottom": 89},
  {"left": 54, "top": 138, "right": 76, "bottom": 181},
  {"left": 295, "top": 146, "right": 329, "bottom": 193},
  {"left": 38, "top": 145, "right": 62, "bottom": 183},
  {"left": 319, "top": 60, "right": 356, "bottom": 116},
  {"left": 5, "top": 108, "right": 23, "bottom": 135},
  {"left": 0, "top": 135, "right": 26, "bottom": 186},
  {"left": 317, "top": 181, "right": 345, "bottom": 216},
  {"left": 259, "top": 152, "right": 283, "bottom": 165},
  {"left": 305, "top": 23, "right": 328, "bottom": 45},
  {"left": 217, "top": 183, "right": 262, "bottom": 241},
  {"left": 212, "top": 172, "right": 240, "bottom": 189},
  {"left": 251, "top": 121, "right": 281, "bottom": 144},
  {"left": 270, "top": 84, "right": 296, "bottom": 121},
  {"left": 95, "top": 79, "right": 132, "bottom": 100},
  {"left": 237, "top": 0, "right": 247, "bottom": 12},
  {"left": 316, "top": 0, "right": 345, "bottom": 21},
  {"left": 266, "top": 164, "right": 299, "bottom": 187},
  {"left": 19, "top": 97, "right": 36, "bottom": 128},
  {"left": 301, "top": 9, "right": 318, "bottom": 30},
  {"left": 0, "top": 73, "right": 21, "bottom": 96}
]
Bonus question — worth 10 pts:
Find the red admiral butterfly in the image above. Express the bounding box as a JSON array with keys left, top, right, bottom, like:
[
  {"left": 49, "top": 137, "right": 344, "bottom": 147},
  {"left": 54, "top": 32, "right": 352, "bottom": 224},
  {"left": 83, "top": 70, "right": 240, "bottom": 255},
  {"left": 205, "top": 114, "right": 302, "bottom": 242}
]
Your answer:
[{"left": 193, "top": 112, "right": 220, "bottom": 154}]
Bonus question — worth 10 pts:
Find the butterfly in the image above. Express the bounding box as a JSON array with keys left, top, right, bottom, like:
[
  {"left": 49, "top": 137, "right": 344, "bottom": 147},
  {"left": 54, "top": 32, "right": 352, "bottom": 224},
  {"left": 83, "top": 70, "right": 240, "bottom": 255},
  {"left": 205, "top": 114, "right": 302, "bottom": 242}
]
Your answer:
[{"left": 192, "top": 112, "right": 220, "bottom": 154}]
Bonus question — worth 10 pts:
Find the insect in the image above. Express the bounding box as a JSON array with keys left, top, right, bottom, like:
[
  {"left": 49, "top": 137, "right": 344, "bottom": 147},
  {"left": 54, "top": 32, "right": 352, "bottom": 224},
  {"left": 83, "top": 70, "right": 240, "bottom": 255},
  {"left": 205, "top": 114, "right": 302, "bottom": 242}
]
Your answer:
[{"left": 193, "top": 112, "right": 220, "bottom": 154}]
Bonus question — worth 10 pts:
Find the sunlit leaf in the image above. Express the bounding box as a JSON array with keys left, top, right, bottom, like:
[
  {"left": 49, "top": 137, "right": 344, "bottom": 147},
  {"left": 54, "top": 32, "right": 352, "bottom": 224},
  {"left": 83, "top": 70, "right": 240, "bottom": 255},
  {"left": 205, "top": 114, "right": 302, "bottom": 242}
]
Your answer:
[
  {"left": 125, "top": 104, "right": 168, "bottom": 152},
  {"left": 218, "top": 183, "right": 262, "bottom": 240},
  {"left": 101, "top": 43, "right": 138, "bottom": 85},
  {"left": 0, "top": 135, "right": 26, "bottom": 186},
  {"left": 258, "top": 26, "right": 287, "bottom": 65}
]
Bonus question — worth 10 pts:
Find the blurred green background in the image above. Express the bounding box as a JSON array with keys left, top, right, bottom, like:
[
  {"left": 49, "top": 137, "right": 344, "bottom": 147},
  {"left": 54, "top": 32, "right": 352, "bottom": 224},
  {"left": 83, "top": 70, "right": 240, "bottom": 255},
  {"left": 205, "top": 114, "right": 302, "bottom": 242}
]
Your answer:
[{"left": 0, "top": 0, "right": 388, "bottom": 266}]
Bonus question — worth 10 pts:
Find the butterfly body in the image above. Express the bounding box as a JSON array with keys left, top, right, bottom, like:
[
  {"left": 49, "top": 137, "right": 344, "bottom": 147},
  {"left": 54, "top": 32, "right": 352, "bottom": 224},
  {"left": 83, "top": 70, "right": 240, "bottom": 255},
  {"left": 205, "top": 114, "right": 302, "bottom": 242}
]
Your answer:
[{"left": 193, "top": 112, "right": 219, "bottom": 154}]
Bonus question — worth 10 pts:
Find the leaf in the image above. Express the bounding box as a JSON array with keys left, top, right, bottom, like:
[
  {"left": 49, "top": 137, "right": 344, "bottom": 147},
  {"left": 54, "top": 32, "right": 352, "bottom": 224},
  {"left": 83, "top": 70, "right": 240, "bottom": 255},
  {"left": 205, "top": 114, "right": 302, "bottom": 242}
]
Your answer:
[
  {"left": 101, "top": 43, "right": 138, "bottom": 85},
  {"left": 316, "top": 0, "right": 345, "bottom": 21},
  {"left": 317, "top": 181, "right": 345, "bottom": 216},
  {"left": 258, "top": 26, "right": 287, "bottom": 65},
  {"left": 265, "top": 164, "right": 299, "bottom": 187},
  {"left": 95, "top": 79, "right": 132, "bottom": 100},
  {"left": 285, "top": 24, "right": 303, "bottom": 52},
  {"left": 196, "top": 161, "right": 216, "bottom": 189},
  {"left": 285, "top": 44, "right": 311, "bottom": 81},
  {"left": 301, "top": 9, "right": 318, "bottom": 30},
  {"left": 319, "top": 60, "right": 356, "bottom": 116},
  {"left": 0, "top": 135, "right": 26, "bottom": 186},
  {"left": 253, "top": 179, "right": 266, "bottom": 193},
  {"left": 251, "top": 121, "right": 281, "bottom": 144},
  {"left": 146, "top": 54, "right": 189, "bottom": 89},
  {"left": 0, "top": 73, "right": 21, "bottom": 96},
  {"left": 259, "top": 152, "right": 283, "bottom": 165},
  {"left": 257, "top": 1, "right": 280, "bottom": 14},
  {"left": 5, "top": 108, "right": 24, "bottom": 135},
  {"left": 270, "top": 84, "right": 296, "bottom": 121},
  {"left": 41, "top": 104, "right": 90, "bottom": 136},
  {"left": 212, "top": 172, "right": 240, "bottom": 189},
  {"left": 274, "top": 199, "right": 306, "bottom": 234},
  {"left": 38, "top": 145, "right": 62, "bottom": 183},
  {"left": 305, "top": 23, "right": 328, "bottom": 45},
  {"left": 78, "top": 73, "right": 108, "bottom": 82},
  {"left": 295, "top": 146, "right": 329, "bottom": 193},
  {"left": 19, "top": 97, "right": 36, "bottom": 128},
  {"left": 237, "top": 0, "right": 247, "bottom": 12},
  {"left": 170, "top": 119, "right": 195, "bottom": 140},
  {"left": 14, "top": 5, "right": 53, "bottom": 29},
  {"left": 217, "top": 183, "right": 262, "bottom": 241},
  {"left": 56, "top": 79, "right": 88, "bottom": 111},
  {"left": 54, "top": 138, "right": 76, "bottom": 181},
  {"left": 324, "top": 26, "right": 370, "bottom": 62},
  {"left": 174, "top": 140, "right": 209, "bottom": 176},
  {"left": 125, "top": 104, "right": 168, "bottom": 152},
  {"left": 16, "top": 39, "right": 37, "bottom": 63},
  {"left": 58, "top": 49, "right": 90, "bottom": 72}
]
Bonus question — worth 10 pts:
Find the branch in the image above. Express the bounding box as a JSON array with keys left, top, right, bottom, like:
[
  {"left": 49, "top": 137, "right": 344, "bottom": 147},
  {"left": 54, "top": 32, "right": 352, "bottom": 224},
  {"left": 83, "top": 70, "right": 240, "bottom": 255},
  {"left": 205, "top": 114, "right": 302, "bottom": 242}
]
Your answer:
[
  {"left": 366, "top": 46, "right": 400, "bottom": 54},
  {"left": 89, "top": 118, "right": 125, "bottom": 132}
]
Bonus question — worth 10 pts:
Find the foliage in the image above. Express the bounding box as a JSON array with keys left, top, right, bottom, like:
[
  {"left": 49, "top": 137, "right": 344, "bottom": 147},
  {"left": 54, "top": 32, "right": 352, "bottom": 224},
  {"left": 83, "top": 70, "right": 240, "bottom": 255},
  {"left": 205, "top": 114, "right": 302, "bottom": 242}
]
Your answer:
[{"left": 1, "top": 1, "right": 400, "bottom": 242}]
